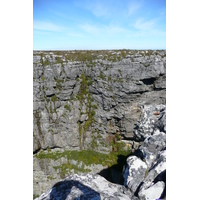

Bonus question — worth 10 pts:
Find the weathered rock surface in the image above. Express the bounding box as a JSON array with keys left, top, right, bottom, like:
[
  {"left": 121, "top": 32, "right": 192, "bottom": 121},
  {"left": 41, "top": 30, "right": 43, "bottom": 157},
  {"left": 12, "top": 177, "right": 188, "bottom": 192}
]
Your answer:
[
  {"left": 138, "top": 181, "right": 165, "bottom": 200},
  {"left": 33, "top": 50, "right": 166, "bottom": 199},
  {"left": 33, "top": 50, "right": 166, "bottom": 153},
  {"left": 123, "top": 156, "right": 147, "bottom": 193},
  {"left": 35, "top": 174, "right": 132, "bottom": 200},
  {"left": 123, "top": 105, "right": 166, "bottom": 199}
]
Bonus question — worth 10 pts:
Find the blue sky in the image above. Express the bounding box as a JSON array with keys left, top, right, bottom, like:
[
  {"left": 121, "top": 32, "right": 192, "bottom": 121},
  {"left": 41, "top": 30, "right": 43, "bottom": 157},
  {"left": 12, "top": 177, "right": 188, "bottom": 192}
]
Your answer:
[{"left": 33, "top": 0, "right": 166, "bottom": 50}]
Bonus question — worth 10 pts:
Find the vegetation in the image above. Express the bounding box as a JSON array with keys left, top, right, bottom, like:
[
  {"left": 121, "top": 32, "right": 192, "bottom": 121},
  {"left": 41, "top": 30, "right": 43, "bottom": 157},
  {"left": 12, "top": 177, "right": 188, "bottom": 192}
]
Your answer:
[
  {"left": 33, "top": 194, "right": 39, "bottom": 199},
  {"left": 35, "top": 148, "right": 130, "bottom": 169},
  {"left": 76, "top": 73, "right": 98, "bottom": 149},
  {"left": 35, "top": 49, "right": 166, "bottom": 66},
  {"left": 64, "top": 104, "right": 71, "bottom": 112}
]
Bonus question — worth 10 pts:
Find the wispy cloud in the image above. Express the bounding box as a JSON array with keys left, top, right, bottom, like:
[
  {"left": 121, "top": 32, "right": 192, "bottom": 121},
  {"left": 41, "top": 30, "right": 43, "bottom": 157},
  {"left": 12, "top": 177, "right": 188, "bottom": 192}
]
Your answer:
[
  {"left": 79, "top": 23, "right": 99, "bottom": 34},
  {"left": 133, "top": 18, "right": 156, "bottom": 31},
  {"left": 105, "top": 25, "right": 127, "bottom": 34},
  {"left": 33, "top": 21, "right": 66, "bottom": 32},
  {"left": 79, "top": 22, "right": 129, "bottom": 36},
  {"left": 128, "top": 0, "right": 144, "bottom": 16},
  {"left": 90, "top": 2, "right": 110, "bottom": 18}
]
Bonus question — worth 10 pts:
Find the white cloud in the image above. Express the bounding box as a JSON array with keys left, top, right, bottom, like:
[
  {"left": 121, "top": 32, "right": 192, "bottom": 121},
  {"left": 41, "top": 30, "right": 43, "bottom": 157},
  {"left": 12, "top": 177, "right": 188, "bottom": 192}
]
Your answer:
[
  {"left": 33, "top": 21, "right": 66, "bottom": 32},
  {"left": 79, "top": 22, "right": 129, "bottom": 36}
]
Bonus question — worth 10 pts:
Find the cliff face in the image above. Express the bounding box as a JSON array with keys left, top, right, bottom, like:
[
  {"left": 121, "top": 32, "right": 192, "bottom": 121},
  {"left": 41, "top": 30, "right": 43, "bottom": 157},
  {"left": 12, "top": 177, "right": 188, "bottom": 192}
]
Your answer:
[
  {"left": 35, "top": 105, "right": 166, "bottom": 200},
  {"left": 33, "top": 49, "right": 166, "bottom": 198},
  {"left": 33, "top": 50, "right": 165, "bottom": 153}
]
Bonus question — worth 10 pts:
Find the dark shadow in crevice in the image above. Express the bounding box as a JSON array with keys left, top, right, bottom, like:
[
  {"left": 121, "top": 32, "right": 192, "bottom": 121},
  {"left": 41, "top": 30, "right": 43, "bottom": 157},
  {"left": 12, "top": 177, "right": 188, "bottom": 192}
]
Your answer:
[
  {"left": 50, "top": 180, "right": 101, "bottom": 200},
  {"left": 33, "top": 146, "right": 62, "bottom": 155},
  {"left": 33, "top": 148, "right": 41, "bottom": 155},
  {"left": 98, "top": 154, "right": 130, "bottom": 185},
  {"left": 140, "top": 77, "right": 156, "bottom": 85},
  {"left": 134, "top": 181, "right": 144, "bottom": 197}
]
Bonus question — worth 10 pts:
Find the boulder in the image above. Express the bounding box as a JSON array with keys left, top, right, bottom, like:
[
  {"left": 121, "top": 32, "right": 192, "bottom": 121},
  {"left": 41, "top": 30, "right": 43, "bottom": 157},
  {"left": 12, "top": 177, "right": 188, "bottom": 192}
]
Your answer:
[
  {"left": 138, "top": 181, "right": 165, "bottom": 200},
  {"left": 36, "top": 174, "right": 132, "bottom": 200},
  {"left": 123, "top": 156, "right": 147, "bottom": 193}
]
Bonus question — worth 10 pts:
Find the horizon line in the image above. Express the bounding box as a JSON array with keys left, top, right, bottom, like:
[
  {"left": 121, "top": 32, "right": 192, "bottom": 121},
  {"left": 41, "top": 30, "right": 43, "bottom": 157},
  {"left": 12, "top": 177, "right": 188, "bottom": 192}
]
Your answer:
[{"left": 33, "top": 48, "right": 166, "bottom": 51}]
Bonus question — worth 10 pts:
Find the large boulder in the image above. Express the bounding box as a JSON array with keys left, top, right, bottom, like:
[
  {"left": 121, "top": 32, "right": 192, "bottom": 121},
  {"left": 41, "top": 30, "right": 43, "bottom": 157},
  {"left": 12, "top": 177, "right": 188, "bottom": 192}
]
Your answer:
[{"left": 35, "top": 174, "right": 132, "bottom": 200}]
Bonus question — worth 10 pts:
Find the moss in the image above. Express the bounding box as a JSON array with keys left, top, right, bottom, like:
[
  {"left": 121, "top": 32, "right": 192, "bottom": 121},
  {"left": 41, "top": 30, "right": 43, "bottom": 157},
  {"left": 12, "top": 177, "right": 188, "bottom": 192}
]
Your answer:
[
  {"left": 33, "top": 194, "right": 39, "bottom": 199},
  {"left": 108, "top": 76, "right": 112, "bottom": 82},
  {"left": 54, "top": 78, "right": 64, "bottom": 83},
  {"left": 118, "top": 69, "right": 122, "bottom": 74},
  {"left": 117, "top": 78, "right": 123, "bottom": 83},
  {"left": 51, "top": 94, "right": 58, "bottom": 102},
  {"left": 76, "top": 73, "right": 97, "bottom": 149},
  {"left": 99, "top": 72, "right": 106, "bottom": 80},
  {"left": 64, "top": 104, "right": 71, "bottom": 112},
  {"left": 44, "top": 59, "right": 50, "bottom": 66},
  {"left": 55, "top": 56, "right": 63, "bottom": 63},
  {"left": 53, "top": 161, "right": 91, "bottom": 179},
  {"left": 90, "top": 134, "right": 99, "bottom": 150},
  {"left": 47, "top": 175, "right": 55, "bottom": 180},
  {"left": 145, "top": 169, "right": 149, "bottom": 178},
  {"left": 50, "top": 103, "right": 53, "bottom": 114},
  {"left": 34, "top": 111, "right": 43, "bottom": 137},
  {"left": 35, "top": 149, "right": 130, "bottom": 169}
]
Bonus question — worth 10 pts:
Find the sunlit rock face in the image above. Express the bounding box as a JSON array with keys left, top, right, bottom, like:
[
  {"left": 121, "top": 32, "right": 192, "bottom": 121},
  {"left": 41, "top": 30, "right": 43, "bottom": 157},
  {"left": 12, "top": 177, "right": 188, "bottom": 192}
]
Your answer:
[
  {"left": 33, "top": 50, "right": 166, "bottom": 153},
  {"left": 33, "top": 50, "right": 166, "bottom": 199}
]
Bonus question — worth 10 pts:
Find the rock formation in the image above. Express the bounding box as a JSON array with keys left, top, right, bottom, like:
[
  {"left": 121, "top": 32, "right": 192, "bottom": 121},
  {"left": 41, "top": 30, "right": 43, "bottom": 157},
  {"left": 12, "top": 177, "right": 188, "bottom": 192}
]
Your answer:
[
  {"left": 33, "top": 50, "right": 166, "bottom": 199},
  {"left": 35, "top": 105, "right": 166, "bottom": 199}
]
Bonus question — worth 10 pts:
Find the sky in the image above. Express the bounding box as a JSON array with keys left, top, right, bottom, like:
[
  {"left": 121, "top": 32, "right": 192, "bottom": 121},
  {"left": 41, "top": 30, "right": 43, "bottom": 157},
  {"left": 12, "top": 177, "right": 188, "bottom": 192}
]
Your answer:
[{"left": 33, "top": 0, "right": 166, "bottom": 50}]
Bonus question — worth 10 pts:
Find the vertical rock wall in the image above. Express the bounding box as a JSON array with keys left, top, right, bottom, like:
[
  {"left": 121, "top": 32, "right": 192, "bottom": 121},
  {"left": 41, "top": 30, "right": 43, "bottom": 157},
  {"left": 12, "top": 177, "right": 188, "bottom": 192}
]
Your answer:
[{"left": 33, "top": 50, "right": 166, "bottom": 153}]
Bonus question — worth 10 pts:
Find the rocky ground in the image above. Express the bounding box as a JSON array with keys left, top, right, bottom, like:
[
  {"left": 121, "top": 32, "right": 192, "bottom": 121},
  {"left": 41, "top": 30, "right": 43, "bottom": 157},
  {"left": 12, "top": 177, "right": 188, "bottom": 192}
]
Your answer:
[{"left": 33, "top": 49, "right": 166, "bottom": 199}]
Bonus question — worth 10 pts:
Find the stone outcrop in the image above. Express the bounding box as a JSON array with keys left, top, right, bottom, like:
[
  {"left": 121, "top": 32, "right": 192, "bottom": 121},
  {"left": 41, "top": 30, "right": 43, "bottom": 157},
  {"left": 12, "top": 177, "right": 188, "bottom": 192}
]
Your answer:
[
  {"left": 33, "top": 50, "right": 166, "bottom": 199},
  {"left": 34, "top": 104, "right": 166, "bottom": 199},
  {"left": 123, "top": 105, "right": 166, "bottom": 199}
]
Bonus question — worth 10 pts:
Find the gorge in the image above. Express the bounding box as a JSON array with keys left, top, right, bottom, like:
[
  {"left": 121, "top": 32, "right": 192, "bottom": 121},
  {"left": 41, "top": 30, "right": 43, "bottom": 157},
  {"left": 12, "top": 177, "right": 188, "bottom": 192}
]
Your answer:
[{"left": 33, "top": 49, "right": 166, "bottom": 199}]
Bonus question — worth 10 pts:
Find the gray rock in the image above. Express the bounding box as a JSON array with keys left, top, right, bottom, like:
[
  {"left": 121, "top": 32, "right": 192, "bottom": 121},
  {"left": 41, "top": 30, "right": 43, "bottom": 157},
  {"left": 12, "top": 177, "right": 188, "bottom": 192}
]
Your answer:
[
  {"left": 139, "top": 131, "right": 166, "bottom": 167},
  {"left": 133, "top": 105, "right": 166, "bottom": 141},
  {"left": 141, "top": 150, "right": 166, "bottom": 191},
  {"left": 123, "top": 156, "right": 147, "bottom": 193},
  {"left": 122, "top": 104, "right": 166, "bottom": 199},
  {"left": 36, "top": 174, "right": 131, "bottom": 200},
  {"left": 138, "top": 181, "right": 165, "bottom": 200},
  {"left": 33, "top": 50, "right": 166, "bottom": 197},
  {"left": 154, "top": 75, "right": 166, "bottom": 89}
]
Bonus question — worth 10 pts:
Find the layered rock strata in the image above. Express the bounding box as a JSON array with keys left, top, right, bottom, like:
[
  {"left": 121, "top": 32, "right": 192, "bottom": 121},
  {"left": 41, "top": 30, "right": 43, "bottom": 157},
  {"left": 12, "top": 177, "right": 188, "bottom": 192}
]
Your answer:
[
  {"left": 33, "top": 50, "right": 165, "bottom": 152},
  {"left": 33, "top": 50, "right": 166, "bottom": 198}
]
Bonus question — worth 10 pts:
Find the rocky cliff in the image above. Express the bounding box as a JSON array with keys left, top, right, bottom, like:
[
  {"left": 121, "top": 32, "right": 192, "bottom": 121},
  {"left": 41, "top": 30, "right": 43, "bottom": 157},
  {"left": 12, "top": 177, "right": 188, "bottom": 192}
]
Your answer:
[
  {"left": 35, "top": 105, "right": 166, "bottom": 200},
  {"left": 33, "top": 49, "right": 166, "bottom": 198}
]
